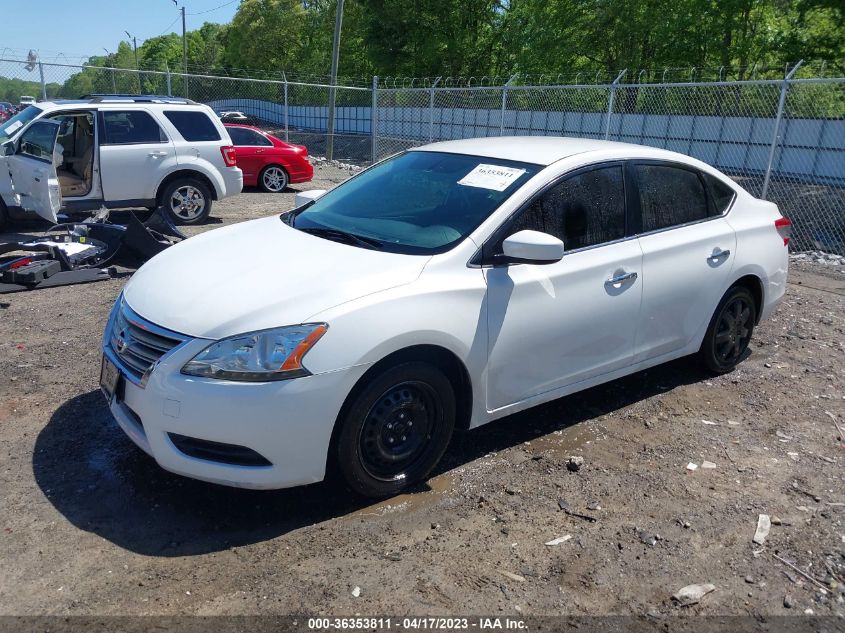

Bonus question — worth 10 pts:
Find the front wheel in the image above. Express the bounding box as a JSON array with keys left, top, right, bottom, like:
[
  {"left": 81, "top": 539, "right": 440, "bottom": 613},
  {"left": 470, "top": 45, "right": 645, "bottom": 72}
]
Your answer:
[
  {"left": 335, "top": 362, "right": 456, "bottom": 498},
  {"left": 160, "top": 178, "right": 213, "bottom": 225},
  {"left": 259, "top": 165, "right": 289, "bottom": 193},
  {"left": 700, "top": 286, "right": 757, "bottom": 374}
]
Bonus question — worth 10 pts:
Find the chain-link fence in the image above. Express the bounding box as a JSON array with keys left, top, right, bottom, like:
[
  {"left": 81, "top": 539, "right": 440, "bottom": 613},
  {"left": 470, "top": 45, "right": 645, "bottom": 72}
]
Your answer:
[{"left": 1, "top": 58, "right": 843, "bottom": 252}]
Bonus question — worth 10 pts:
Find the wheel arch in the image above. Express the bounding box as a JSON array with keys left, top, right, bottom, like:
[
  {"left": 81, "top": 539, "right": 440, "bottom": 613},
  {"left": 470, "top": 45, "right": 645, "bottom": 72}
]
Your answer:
[
  {"left": 730, "top": 274, "right": 764, "bottom": 324},
  {"left": 325, "top": 343, "right": 474, "bottom": 475}
]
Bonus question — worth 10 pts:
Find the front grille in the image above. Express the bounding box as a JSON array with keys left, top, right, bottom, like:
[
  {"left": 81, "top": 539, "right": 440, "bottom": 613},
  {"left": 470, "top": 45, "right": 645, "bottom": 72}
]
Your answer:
[{"left": 109, "top": 301, "right": 185, "bottom": 382}]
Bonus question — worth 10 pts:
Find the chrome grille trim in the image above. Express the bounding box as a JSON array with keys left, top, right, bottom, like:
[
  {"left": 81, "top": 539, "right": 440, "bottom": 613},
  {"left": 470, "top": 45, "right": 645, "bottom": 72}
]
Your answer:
[{"left": 107, "top": 299, "right": 189, "bottom": 387}]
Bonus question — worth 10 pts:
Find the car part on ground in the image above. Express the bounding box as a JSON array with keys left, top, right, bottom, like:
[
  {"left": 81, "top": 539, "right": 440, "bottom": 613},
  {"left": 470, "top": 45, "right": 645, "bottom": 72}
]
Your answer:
[{"left": 0, "top": 208, "right": 183, "bottom": 293}]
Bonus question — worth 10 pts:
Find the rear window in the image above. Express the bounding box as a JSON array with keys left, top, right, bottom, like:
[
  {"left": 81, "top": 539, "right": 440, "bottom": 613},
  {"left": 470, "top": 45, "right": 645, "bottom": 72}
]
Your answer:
[
  {"left": 164, "top": 110, "right": 221, "bottom": 142},
  {"left": 635, "top": 164, "right": 709, "bottom": 232},
  {"left": 703, "top": 173, "right": 736, "bottom": 215}
]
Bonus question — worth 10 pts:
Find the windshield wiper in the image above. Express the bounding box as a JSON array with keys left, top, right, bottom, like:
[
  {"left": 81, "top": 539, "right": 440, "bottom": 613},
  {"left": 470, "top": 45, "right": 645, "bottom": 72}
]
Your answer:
[{"left": 297, "top": 226, "right": 384, "bottom": 249}]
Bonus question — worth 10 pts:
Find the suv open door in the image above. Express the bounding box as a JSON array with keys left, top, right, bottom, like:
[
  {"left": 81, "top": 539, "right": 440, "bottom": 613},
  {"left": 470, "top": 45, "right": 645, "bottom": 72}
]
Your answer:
[{"left": 4, "top": 119, "right": 62, "bottom": 223}]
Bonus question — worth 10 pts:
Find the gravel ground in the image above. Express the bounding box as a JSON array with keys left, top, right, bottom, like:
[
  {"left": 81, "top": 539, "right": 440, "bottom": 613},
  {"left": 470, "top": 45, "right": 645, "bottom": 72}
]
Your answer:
[{"left": 0, "top": 185, "right": 843, "bottom": 618}]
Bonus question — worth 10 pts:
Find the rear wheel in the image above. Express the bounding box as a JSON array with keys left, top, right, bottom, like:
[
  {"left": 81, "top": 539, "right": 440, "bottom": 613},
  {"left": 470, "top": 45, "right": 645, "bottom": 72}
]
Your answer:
[
  {"left": 259, "top": 165, "right": 289, "bottom": 193},
  {"left": 700, "top": 286, "right": 757, "bottom": 374},
  {"left": 335, "top": 361, "right": 455, "bottom": 498},
  {"left": 160, "top": 178, "right": 212, "bottom": 225}
]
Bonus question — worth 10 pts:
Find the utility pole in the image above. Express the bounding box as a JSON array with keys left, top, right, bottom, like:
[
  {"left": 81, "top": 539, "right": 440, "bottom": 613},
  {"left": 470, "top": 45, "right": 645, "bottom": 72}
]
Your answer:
[
  {"left": 325, "top": 0, "right": 344, "bottom": 160},
  {"left": 125, "top": 31, "right": 140, "bottom": 93},
  {"left": 172, "top": 0, "right": 188, "bottom": 98}
]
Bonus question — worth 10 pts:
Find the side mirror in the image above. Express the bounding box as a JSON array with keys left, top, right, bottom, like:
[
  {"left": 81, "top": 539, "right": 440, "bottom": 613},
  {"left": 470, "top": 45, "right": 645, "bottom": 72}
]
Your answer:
[
  {"left": 501, "top": 230, "right": 565, "bottom": 264},
  {"left": 1, "top": 142, "right": 13, "bottom": 156},
  {"left": 294, "top": 189, "right": 327, "bottom": 208}
]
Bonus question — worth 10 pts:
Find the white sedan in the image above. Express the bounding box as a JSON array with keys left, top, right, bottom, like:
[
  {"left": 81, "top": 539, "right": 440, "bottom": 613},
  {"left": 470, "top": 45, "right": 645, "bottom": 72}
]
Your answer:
[{"left": 100, "top": 136, "right": 790, "bottom": 497}]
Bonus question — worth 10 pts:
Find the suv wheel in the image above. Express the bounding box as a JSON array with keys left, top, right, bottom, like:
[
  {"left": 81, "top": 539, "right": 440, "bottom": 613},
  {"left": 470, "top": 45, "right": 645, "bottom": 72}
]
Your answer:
[
  {"left": 259, "top": 165, "right": 289, "bottom": 193},
  {"left": 161, "top": 178, "right": 212, "bottom": 225},
  {"left": 700, "top": 285, "right": 757, "bottom": 374},
  {"left": 335, "top": 361, "right": 456, "bottom": 498}
]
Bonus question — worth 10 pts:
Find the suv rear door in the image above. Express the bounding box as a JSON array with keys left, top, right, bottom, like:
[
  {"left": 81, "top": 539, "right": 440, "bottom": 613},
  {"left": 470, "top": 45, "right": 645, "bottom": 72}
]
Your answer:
[
  {"left": 161, "top": 108, "right": 228, "bottom": 174},
  {"left": 5, "top": 119, "right": 62, "bottom": 222},
  {"left": 98, "top": 108, "right": 176, "bottom": 203}
]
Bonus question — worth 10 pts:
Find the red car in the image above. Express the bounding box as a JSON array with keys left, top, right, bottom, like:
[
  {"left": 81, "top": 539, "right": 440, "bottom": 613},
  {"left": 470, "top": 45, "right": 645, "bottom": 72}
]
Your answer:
[{"left": 224, "top": 124, "right": 313, "bottom": 192}]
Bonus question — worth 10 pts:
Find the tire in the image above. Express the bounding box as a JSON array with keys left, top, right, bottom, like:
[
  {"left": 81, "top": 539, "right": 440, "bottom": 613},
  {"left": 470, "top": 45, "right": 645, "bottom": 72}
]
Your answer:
[
  {"left": 160, "top": 178, "right": 213, "bottom": 225},
  {"left": 258, "top": 165, "right": 289, "bottom": 193},
  {"left": 335, "top": 361, "right": 456, "bottom": 498},
  {"left": 700, "top": 285, "right": 757, "bottom": 374}
]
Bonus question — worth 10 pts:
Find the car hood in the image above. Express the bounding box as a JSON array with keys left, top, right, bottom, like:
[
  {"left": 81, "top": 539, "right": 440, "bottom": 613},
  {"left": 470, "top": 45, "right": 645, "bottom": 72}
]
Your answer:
[{"left": 123, "top": 215, "right": 430, "bottom": 340}]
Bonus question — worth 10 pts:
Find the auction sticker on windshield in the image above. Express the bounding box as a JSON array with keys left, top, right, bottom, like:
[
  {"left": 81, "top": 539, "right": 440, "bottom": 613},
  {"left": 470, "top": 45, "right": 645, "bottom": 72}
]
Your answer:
[{"left": 458, "top": 164, "right": 526, "bottom": 191}]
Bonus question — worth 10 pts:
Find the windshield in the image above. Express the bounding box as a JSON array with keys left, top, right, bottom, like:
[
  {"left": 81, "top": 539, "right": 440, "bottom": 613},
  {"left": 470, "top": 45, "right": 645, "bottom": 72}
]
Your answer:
[
  {"left": 0, "top": 106, "right": 42, "bottom": 145},
  {"left": 291, "top": 151, "right": 540, "bottom": 254}
]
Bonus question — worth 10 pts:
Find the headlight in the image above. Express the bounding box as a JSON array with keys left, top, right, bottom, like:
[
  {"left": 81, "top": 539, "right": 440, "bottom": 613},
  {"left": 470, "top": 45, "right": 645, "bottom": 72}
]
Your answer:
[{"left": 181, "top": 323, "right": 328, "bottom": 382}]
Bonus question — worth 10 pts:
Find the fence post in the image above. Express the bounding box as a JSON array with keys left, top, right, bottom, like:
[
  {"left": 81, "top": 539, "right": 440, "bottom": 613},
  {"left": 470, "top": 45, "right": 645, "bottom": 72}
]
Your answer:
[
  {"left": 500, "top": 73, "right": 518, "bottom": 135},
  {"left": 761, "top": 60, "right": 802, "bottom": 200},
  {"left": 604, "top": 69, "right": 626, "bottom": 140},
  {"left": 371, "top": 75, "right": 378, "bottom": 163},
  {"left": 283, "top": 72, "right": 289, "bottom": 142},
  {"left": 38, "top": 62, "right": 47, "bottom": 100},
  {"left": 428, "top": 77, "right": 441, "bottom": 142}
]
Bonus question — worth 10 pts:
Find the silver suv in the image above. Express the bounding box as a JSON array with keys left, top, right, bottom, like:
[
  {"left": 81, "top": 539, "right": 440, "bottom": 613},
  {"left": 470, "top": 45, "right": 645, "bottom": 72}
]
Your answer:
[{"left": 0, "top": 95, "right": 243, "bottom": 227}]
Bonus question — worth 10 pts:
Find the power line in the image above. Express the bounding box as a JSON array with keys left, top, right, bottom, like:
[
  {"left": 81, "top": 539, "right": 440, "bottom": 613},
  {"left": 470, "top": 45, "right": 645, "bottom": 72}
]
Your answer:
[{"left": 187, "top": 0, "right": 238, "bottom": 16}]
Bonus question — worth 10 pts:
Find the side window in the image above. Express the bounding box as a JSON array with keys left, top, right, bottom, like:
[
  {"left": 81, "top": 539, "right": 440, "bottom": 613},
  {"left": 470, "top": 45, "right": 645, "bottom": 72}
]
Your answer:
[
  {"left": 228, "top": 127, "right": 272, "bottom": 146},
  {"left": 17, "top": 121, "right": 59, "bottom": 162},
  {"left": 703, "top": 172, "right": 736, "bottom": 215},
  {"left": 102, "top": 111, "right": 167, "bottom": 145},
  {"left": 508, "top": 165, "right": 626, "bottom": 251},
  {"left": 635, "top": 164, "right": 709, "bottom": 232},
  {"left": 164, "top": 111, "right": 221, "bottom": 142}
]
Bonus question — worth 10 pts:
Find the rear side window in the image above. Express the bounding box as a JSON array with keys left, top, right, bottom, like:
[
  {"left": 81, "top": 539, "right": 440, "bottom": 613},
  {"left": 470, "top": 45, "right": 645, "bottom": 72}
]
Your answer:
[
  {"left": 102, "top": 111, "right": 167, "bottom": 144},
  {"left": 635, "top": 164, "right": 709, "bottom": 232},
  {"left": 227, "top": 127, "right": 272, "bottom": 146},
  {"left": 510, "top": 165, "right": 626, "bottom": 251},
  {"left": 703, "top": 173, "right": 736, "bottom": 215},
  {"left": 164, "top": 111, "right": 221, "bottom": 142}
]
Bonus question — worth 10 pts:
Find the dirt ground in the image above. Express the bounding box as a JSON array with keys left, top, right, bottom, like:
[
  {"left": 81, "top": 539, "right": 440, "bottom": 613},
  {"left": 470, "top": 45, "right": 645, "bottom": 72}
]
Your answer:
[{"left": 0, "top": 182, "right": 843, "bottom": 619}]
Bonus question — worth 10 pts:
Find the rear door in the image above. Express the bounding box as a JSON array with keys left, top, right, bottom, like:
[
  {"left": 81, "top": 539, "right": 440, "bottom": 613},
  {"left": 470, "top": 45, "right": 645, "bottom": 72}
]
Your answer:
[
  {"left": 161, "top": 108, "right": 227, "bottom": 171},
  {"left": 632, "top": 161, "right": 736, "bottom": 362},
  {"left": 6, "top": 119, "right": 62, "bottom": 222},
  {"left": 98, "top": 108, "right": 176, "bottom": 202}
]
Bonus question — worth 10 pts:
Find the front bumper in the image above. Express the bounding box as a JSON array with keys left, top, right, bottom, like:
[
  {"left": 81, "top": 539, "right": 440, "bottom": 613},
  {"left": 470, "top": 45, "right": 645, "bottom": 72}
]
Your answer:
[{"left": 102, "top": 316, "right": 368, "bottom": 490}]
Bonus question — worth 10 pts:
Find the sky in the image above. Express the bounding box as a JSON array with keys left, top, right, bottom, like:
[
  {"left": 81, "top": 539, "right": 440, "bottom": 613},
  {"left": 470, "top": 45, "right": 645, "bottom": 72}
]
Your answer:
[{"left": 0, "top": 0, "right": 240, "bottom": 64}]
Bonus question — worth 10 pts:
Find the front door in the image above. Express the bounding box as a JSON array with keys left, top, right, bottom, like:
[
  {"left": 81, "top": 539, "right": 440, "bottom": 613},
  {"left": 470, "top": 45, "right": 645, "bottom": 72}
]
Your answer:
[
  {"left": 6, "top": 119, "right": 62, "bottom": 223},
  {"left": 226, "top": 126, "right": 273, "bottom": 183},
  {"left": 485, "top": 163, "right": 643, "bottom": 411}
]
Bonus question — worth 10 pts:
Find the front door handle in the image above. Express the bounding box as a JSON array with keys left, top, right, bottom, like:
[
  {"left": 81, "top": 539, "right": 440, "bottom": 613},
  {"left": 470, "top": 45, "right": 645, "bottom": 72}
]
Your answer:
[
  {"left": 708, "top": 248, "right": 731, "bottom": 261},
  {"left": 605, "top": 271, "right": 638, "bottom": 286},
  {"left": 148, "top": 151, "right": 168, "bottom": 158}
]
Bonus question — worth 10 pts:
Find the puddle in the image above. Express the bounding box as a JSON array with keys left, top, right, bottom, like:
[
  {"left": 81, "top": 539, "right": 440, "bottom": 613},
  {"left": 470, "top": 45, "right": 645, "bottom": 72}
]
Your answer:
[
  {"left": 522, "top": 421, "right": 599, "bottom": 456},
  {"left": 349, "top": 472, "right": 455, "bottom": 519}
]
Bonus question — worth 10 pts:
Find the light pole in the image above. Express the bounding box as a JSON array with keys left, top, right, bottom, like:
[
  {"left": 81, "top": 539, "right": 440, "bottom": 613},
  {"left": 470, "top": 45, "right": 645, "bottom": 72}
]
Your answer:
[
  {"left": 103, "top": 48, "right": 117, "bottom": 93},
  {"left": 172, "top": 0, "right": 188, "bottom": 98},
  {"left": 125, "top": 31, "right": 141, "bottom": 93}
]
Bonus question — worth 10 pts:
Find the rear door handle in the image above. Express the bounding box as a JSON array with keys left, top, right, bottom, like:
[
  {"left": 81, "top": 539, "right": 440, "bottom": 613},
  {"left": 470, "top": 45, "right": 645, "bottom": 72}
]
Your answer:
[
  {"left": 148, "top": 151, "right": 168, "bottom": 158},
  {"left": 605, "top": 271, "right": 638, "bottom": 286},
  {"left": 708, "top": 248, "right": 731, "bottom": 261}
]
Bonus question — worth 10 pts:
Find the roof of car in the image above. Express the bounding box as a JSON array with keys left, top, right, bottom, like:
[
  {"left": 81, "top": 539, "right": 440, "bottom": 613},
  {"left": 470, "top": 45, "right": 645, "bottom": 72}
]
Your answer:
[
  {"left": 33, "top": 96, "right": 203, "bottom": 110},
  {"left": 413, "top": 136, "right": 682, "bottom": 166}
]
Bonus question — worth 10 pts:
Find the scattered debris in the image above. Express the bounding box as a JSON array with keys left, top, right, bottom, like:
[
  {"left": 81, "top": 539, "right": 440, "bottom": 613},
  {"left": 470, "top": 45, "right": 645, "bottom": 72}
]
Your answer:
[
  {"left": 825, "top": 411, "right": 843, "bottom": 441},
  {"left": 701, "top": 461, "right": 717, "bottom": 469},
  {"left": 753, "top": 514, "right": 771, "bottom": 545},
  {"left": 686, "top": 462, "right": 699, "bottom": 471},
  {"left": 771, "top": 516, "right": 782, "bottom": 525},
  {"left": 672, "top": 583, "right": 716, "bottom": 606},
  {"left": 587, "top": 501, "right": 601, "bottom": 511},
  {"left": 744, "top": 575, "right": 755, "bottom": 584},
  {"left": 558, "top": 498, "right": 597, "bottom": 522},
  {"left": 544, "top": 535, "right": 572, "bottom": 546},
  {"left": 638, "top": 530, "right": 658, "bottom": 546},
  {"left": 701, "top": 419, "right": 718, "bottom": 426},
  {"left": 351, "top": 586, "right": 361, "bottom": 598},
  {"left": 776, "top": 430, "right": 793, "bottom": 441},
  {"left": 498, "top": 569, "right": 527, "bottom": 582},
  {"left": 792, "top": 481, "right": 822, "bottom": 503},
  {"left": 772, "top": 553, "right": 829, "bottom": 590},
  {"left": 566, "top": 456, "right": 584, "bottom": 472},
  {"left": 783, "top": 594, "right": 795, "bottom": 609}
]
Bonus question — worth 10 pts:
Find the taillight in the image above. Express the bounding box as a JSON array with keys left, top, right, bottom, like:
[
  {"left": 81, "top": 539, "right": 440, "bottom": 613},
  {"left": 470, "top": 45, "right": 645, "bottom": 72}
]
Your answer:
[
  {"left": 774, "top": 217, "right": 792, "bottom": 246},
  {"left": 220, "top": 146, "right": 237, "bottom": 167}
]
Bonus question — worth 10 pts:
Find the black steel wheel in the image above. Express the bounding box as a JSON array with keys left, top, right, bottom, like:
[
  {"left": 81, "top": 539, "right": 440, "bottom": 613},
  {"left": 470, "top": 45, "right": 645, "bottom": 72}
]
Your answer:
[
  {"left": 335, "top": 361, "right": 455, "bottom": 498},
  {"left": 700, "top": 285, "right": 757, "bottom": 373}
]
